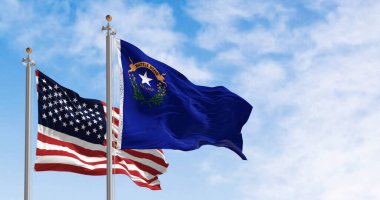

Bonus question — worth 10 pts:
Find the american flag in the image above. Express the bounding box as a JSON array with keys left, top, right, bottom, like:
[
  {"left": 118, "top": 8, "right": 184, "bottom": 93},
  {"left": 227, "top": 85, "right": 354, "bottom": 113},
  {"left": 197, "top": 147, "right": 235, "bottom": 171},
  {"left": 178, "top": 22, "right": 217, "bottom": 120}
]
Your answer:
[{"left": 34, "top": 70, "right": 168, "bottom": 190}]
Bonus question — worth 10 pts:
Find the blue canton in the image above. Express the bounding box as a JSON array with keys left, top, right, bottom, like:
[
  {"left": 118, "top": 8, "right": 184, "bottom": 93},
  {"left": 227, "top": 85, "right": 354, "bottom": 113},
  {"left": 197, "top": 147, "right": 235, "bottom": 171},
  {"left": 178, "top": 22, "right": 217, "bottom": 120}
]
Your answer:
[{"left": 37, "top": 70, "right": 107, "bottom": 145}]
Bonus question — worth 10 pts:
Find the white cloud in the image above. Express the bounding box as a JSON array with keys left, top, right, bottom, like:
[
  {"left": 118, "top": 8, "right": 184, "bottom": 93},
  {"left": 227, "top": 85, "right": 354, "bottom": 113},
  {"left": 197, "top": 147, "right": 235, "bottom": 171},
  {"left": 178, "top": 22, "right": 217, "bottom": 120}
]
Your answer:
[
  {"left": 186, "top": 0, "right": 293, "bottom": 56},
  {"left": 208, "top": 174, "right": 228, "bottom": 185},
  {"left": 188, "top": 0, "right": 380, "bottom": 199},
  {"left": 70, "top": 0, "right": 211, "bottom": 83},
  {"left": 0, "top": 0, "right": 211, "bottom": 91}
]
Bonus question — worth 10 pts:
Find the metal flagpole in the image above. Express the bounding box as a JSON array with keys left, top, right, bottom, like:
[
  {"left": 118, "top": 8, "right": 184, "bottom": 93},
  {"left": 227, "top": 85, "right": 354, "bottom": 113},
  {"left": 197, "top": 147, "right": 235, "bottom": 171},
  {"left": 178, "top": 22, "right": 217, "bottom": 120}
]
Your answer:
[
  {"left": 22, "top": 47, "right": 35, "bottom": 200},
  {"left": 102, "top": 15, "right": 116, "bottom": 200}
]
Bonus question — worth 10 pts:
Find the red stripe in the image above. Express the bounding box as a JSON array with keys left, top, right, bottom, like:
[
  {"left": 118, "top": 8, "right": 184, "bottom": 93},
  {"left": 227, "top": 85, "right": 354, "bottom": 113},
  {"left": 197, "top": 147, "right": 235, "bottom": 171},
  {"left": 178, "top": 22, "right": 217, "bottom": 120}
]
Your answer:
[
  {"left": 38, "top": 133, "right": 105, "bottom": 158},
  {"left": 36, "top": 149, "right": 105, "bottom": 165},
  {"left": 36, "top": 148, "right": 159, "bottom": 183},
  {"left": 112, "top": 130, "right": 118, "bottom": 139},
  {"left": 115, "top": 155, "right": 164, "bottom": 176},
  {"left": 38, "top": 133, "right": 167, "bottom": 176},
  {"left": 113, "top": 107, "right": 120, "bottom": 113},
  {"left": 112, "top": 117, "right": 119, "bottom": 126},
  {"left": 123, "top": 149, "right": 169, "bottom": 168},
  {"left": 34, "top": 164, "right": 161, "bottom": 190}
]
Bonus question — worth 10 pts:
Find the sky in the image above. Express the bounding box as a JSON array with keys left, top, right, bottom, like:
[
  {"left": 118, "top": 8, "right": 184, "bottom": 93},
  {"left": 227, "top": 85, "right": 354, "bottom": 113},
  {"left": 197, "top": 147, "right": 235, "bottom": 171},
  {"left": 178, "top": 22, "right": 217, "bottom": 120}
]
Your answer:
[{"left": 1, "top": 0, "right": 380, "bottom": 199}]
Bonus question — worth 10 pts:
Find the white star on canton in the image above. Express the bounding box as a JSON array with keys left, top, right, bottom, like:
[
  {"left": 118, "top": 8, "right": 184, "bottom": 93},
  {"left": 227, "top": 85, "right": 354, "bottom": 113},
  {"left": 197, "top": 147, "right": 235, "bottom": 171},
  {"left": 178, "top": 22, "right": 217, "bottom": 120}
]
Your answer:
[
  {"left": 54, "top": 84, "right": 58, "bottom": 89},
  {"left": 74, "top": 127, "right": 79, "bottom": 132},
  {"left": 64, "top": 113, "right": 69, "bottom": 118},
  {"left": 81, "top": 125, "right": 86, "bottom": 129},
  {"left": 99, "top": 125, "right": 103, "bottom": 130},
  {"left": 48, "top": 111, "right": 53, "bottom": 116},
  {"left": 54, "top": 92, "right": 58, "bottom": 97},
  {"left": 48, "top": 94, "right": 52, "bottom": 99},
  {"left": 95, "top": 111, "right": 100, "bottom": 115},
  {"left": 42, "top": 95, "right": 47, "bottom": 100},
  {"left": 73, "top": 98, "right": 77, "bottom": 102},
  {"left": 42, "top": 105, "right": 47, "bottom": 110},
  {"left": 48, "top": 102, "right": 53, "bottom": 107},
  {"left": 93, "top": 128, "right": 97, "bottom": 133},
  {"left": 42, "top": 79, "right": 46, "bottom": 83},
  {"left": 63, "top": 122, "right": 67, "bottom": 127},
  {"left": 58, "top": 92, "right": 62, "bottom": 97},
  {"left": 75, "top": 119, "right": 80, "bottom": 123},
  {"left": 48, "top": 85, "right": 52, "bottom": 90},
  {"left": 93, "top": 119, "right": 97, "bottom": 124},
  {"left": 139, "top": 71, "right": 153, "bottom": 86},
  {"left": 88, "top": 121, "right": 92, "bottom": 126},
  {"left": 89, "top": 108, "right": 93, "bottom": 112},
  {"left": 58, "top": 116, "right": 62, "bottom": 121},
  {"left": 69, "top": 121, "right": 74, "bottom": 126},
  {"left": 78, "top": 105, "right": 82, "bottom": 109},
  {"left": 94, "top": 104, "right": 98, "bottom": 109},
  {"left": 97, "top": 134, "right": 101, "bottom": 139},
  {"left": 42, "top": 87, "right": 47, "bottom": 92},
  {"left": 42, "top": 113, "right": 47, "bottom": 119},
  {"left": 86, "top": 131, "right": 90, "bottom": 135},
  {"left": 98, "top": 117, "right": 102, "bottom": 121},
  {"left": 53, "top": 100, "right": 58, "bottom": 105},
  {"left": 53, "top": 118, "right": 57, "bottom": 123},
  {"left": 82, "top": 103, "right": 87, "bottom": 107}
]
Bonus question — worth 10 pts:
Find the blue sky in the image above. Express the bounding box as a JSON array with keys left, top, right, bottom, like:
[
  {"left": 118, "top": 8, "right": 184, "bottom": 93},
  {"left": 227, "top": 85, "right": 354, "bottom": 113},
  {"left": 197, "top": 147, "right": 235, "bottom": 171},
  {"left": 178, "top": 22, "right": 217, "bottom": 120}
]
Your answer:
[{"left": 1, "top": 0, "right": 380, "bottom": 199}]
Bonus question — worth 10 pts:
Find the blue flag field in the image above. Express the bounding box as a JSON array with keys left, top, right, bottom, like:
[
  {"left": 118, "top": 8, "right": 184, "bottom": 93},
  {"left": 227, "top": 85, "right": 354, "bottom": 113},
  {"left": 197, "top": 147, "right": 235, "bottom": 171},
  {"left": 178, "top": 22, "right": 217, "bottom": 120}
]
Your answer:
[{"left": 116, "top": 39, "right": 252, "bottom": 160}]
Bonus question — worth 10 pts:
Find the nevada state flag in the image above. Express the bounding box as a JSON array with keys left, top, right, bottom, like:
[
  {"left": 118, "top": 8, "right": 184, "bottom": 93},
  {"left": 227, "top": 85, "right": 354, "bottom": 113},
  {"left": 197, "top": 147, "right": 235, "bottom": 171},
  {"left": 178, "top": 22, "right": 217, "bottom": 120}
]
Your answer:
[{"left": 116, "top": 39, "right": 252, "bottom": 160}]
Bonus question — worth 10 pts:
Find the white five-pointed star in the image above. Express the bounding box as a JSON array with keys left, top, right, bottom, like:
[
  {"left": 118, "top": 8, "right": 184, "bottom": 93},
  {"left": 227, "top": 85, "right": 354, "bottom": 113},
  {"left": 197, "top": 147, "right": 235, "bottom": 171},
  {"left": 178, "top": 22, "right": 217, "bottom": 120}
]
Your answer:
[{"left": 139, "top": 71, "right": 152, "bottom": 86}]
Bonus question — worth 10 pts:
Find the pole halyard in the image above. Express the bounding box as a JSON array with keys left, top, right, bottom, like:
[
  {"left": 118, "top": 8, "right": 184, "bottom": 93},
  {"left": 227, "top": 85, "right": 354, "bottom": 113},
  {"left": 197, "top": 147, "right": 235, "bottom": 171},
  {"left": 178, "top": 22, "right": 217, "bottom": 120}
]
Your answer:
[
  {"left": 102, "top": 15, "right": 116, "bottom": 200},
  {"left": 22, "top": 47, "right": 36, "bottom": 200}
]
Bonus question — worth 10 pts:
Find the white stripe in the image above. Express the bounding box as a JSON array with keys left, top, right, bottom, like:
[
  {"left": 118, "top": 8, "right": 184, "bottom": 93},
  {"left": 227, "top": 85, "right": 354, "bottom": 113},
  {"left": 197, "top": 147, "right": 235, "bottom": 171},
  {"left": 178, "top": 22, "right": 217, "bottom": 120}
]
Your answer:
[
  {"left": 116, "top": 150, "right": 167, "bottom": 173},
  {"left": 38, "top": 124, "right": 167, "bottom": 172},
  {"left": 37, "top": 140, "right": 105, "bottom": 162},
  {"left": 126, "top": 149, "right": 166, "bottom": 160},
  {"left": 147, "top": 179, "right": 160, "bottom": 186},
  {"left": 35, "top": 156, "right": 154, "bottom": 183},
  {"left": 115, "top": 38, "right": 124, "bottom": 149},
  {"left": 36, "top": 140, "right": 157, "bottom": 180},
  {"left": 38, "top": 125, "right": 105, "bottom": 152}
]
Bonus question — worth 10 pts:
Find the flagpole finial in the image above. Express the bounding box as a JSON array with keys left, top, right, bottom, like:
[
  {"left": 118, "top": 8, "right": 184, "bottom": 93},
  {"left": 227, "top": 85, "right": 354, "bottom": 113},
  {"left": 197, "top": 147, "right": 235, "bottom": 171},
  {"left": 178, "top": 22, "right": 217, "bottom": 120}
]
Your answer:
[
  {"left": 106, "top": 15, "right": 112, "bottom": 22},
  {"left": 102, "top": 15, "right": 116, "bottom": 36},
  {"left": 26, "top": 47, "right": 32, "bottom": 55},
  {"left": 22, "top": 47, "right": 36, "bottom": 67}
]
